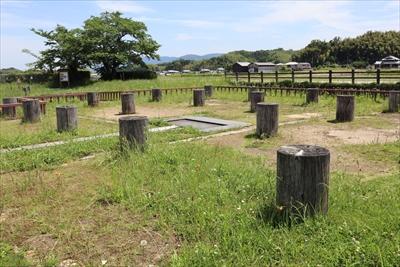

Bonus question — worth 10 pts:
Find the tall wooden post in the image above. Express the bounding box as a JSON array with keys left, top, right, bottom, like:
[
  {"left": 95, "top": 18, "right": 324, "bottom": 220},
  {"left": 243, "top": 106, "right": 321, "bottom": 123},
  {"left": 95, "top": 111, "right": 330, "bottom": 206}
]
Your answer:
[
  {"left": 309, "top": 70, "right": 313, "bottom": 83},
  {"left": 193, "top": 89, "right": 205, "bottom": 106},
  {"left": 256, "top": 103, "right": 278, "bottom": 138},
  {"left": 235, "top": 72, "right": 239, "bottom": 82},
  {"left": 275, "top": 70, "right": 279, "bottom": 84},
  {"left": 336, "top": 95, "right": 355, "bottom": 122},
  {"left": 247, "top": 71, "right": 251, "bottom": 83},
  {"left": 152, "top": 88, "right": 162, "bottom": 102},
  {"left": 351, "top": 68, "right": 355, "bottom": 84},
  {"left": 56, "top": 106, "right": 77, "bottom": 132},
  {"left": 388, "top": 91, "right": 399, "bottom": 112},
  {"left": 2, "top": 97, "right": 17, "bottom": 118},
  {"left": 121, "top": 93, "right": 136, "bottom": 114},
  {"left": 260, "top": 72, "right": 264, "bottom": 84},
  {"left": 204, "top": 85, "right": 213, "bottom": 98},
  {"left": 306, "top": 88, "right": 319, "bottom": 104},
  {"left": 250, "top": 91, "right": 265, "bottom": 112},
  {"left": 328, "top": 70, "right": 332, "bottom": 84},
  {"left": 22, "top": 99, "right": 41, "bottom": 123},
  {"left": 376, "top": 69, "right": 381, "bottom": 85},
  {"left": 277, "top": 145, "right": 330, "bottom": 216},
  {"left": 87, "top": 92, "right": 99, "bottom": 107},
  {"left": 119, "top": 116, "right": 148, "bottom": 151},
  {"left": 247, "top": 86, "right": 257, "bottom": 101},
  {"left": 291, "top": 70, "right": 295, "bottom": 84}
]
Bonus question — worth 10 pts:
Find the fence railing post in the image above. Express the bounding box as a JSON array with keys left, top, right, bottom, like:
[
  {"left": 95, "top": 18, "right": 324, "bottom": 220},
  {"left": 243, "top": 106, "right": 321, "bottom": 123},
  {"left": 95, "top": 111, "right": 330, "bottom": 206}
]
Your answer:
[
  {"left": 351, "top": 68, "right": 355, "bottom": 84},
  {"left": 248, "top": 71, "right": 251, "bottom": 83},
  {"left": 376, "top": 69, "right": 381, "bottom": 85},
  {"left": 275, "top": 70, "right": 279, "bottom": 84},
  {"left": 328, "top": 70, "right": 332, "bottom": 84},
  {"left": 309, "top": 70, "right": 312, "bottom": 83},
  {"left": 260, "top": 72, "right": 264, "bottom": 84},
  {"left": 291, "top": 70, "right": 295, "bottom": 85},
  {"left": 235, "top": 72, "right": 238, "bottom": 82}
]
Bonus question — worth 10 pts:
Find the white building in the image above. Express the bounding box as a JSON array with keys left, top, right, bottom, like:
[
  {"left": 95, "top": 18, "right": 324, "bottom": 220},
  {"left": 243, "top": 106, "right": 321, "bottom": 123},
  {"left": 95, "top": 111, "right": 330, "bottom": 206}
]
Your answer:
[
  {"left": 374, "top": 56, "right": 400, "bottom": 69},
  {"left": 248, "top": 62, "right": 276, "bottom": 73}
]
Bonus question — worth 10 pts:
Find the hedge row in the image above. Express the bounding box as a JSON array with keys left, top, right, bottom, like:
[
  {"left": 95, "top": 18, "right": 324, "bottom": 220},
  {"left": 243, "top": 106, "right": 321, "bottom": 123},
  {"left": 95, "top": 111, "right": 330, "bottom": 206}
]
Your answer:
[
  {"left": 117, "top": 68, "right": 157, "bottom": 80},
  {"left": 236, "top": 80, "right": 400, "bottom": 91}
]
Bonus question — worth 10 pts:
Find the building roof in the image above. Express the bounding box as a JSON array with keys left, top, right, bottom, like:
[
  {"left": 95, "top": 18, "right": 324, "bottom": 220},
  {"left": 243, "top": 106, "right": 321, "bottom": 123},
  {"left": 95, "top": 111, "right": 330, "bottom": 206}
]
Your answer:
[
  {"left": 382, "top": 55, "right": 400, "bottom": 61},
  {"left": 251, "top": 62, "right": 275, "bottom": 66},
  {"left": 286, "top": 62, "right": 298, "bottom": 65},
  {"left": 235, "top": 62, "right": 251, "bottom": 66}
]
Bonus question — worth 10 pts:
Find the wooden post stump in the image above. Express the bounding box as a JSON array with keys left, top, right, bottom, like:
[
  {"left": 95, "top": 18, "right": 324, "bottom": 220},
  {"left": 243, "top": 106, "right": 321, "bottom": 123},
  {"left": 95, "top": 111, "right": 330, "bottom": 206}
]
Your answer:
[
  {"left": 256, "top": 103, "right": 279, "bottom": 138},
  {"left": 2, "top": 97, "right": 17, "bottom": 118},
  {"left": 22, "top": 99, "right": 41, "bottom": 123},
  {"left": 277, "top": 145, "right": 330, "bottom": 216},
  {"left": 119, "top": 116, "right": 148, "bottom": 151},
  {"left": 204, "top": 85, "right": 213, "bottom": 98},
  {"left": 152, "top": 88, "right": 162, "bottom": 102},
  {"left": 306, "top": 88, "right": 319, "bottom": 104},
  {"left": 388, "top": 91, "right": 399, "bottom": 112},
  {"left": 336, "top": 95, "right": 355, "bottom": 122},
  {"left": 250, "top": 91, "right": 264, "bottom": 112},
  {"left": 87, "top": 92, "right": 99, "bottom": 107},
  {"left": 193, "top": 89, "right": 205, "bottom": 106},
  {"left": 247, "top": 86, "right": 257, "bottom": 101},
  {"left": 56, "top": 106, "right": 77, "bottom": 132},
  {"left": 121, "top": 93, "right": 136, "bottom": 114}
]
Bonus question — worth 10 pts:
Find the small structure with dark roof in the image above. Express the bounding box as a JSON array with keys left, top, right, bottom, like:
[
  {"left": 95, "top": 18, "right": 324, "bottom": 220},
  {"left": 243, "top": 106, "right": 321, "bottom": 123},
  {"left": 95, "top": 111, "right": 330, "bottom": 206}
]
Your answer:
[
  {"left": 374, "top": 56, "right": 400, "bottom": 69},
  {"left": 232, "top": 62, "right": 250, "bottom": 73}
]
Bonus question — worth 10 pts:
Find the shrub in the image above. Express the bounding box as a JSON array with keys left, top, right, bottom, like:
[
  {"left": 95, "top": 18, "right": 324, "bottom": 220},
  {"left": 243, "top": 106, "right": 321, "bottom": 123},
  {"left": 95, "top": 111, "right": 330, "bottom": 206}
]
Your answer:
[{"left": 117, "top": 67, "right": 157, "bottom": 80}]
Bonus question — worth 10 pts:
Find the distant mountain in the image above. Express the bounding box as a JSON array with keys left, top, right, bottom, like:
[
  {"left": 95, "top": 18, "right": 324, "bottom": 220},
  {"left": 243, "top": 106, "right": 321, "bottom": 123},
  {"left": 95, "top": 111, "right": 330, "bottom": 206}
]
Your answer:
[
  {"left": 0, "top": 67, "right": 22, "bottom": 74},
  {"left": 143, "top": 53, "right": 223, "bottom": 64}
]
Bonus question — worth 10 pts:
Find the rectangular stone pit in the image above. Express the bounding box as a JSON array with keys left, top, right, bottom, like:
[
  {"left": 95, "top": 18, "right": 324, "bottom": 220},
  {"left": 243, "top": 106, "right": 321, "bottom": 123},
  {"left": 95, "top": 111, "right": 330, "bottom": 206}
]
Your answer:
[{"left": 167, "top": 116, "right": 249, "bottom": 132}]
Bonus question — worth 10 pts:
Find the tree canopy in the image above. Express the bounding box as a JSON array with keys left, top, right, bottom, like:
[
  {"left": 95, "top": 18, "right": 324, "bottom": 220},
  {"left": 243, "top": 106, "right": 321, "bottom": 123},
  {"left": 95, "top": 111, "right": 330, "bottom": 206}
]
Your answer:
[{"left": 29, "top": 12, "right": 160, "bottom": 79}]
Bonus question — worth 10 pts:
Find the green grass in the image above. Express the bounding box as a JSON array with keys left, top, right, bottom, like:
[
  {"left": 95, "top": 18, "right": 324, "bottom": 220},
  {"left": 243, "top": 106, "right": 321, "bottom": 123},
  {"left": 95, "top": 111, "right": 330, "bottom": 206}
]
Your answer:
[
  {"left": 98, "top": 143, "right": 400, "bottom": 266},
  {"left": 0, "top": 243, "right": 30, "bottom": 267},
  {"left": 0, "top": 75, "right": 229, "bottom": 99}
]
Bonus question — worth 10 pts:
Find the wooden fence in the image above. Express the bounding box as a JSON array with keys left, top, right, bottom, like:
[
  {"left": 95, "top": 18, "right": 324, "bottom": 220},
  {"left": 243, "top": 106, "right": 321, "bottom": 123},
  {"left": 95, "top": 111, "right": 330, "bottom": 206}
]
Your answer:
[{"left": 225, "top": 69, "right": 400, "bottom": 84}]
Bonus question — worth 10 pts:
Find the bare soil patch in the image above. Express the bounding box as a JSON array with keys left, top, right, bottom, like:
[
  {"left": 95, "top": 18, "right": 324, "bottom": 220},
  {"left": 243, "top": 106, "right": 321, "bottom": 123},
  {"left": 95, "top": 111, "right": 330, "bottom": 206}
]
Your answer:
[
  {"left": 0, "top": 160, "right": 178, "bottom": 266},
  {"left": 206, "top": 114, "right": 399, "bottom": 176},
  {"left": 285, "top": 112, "right": 321, "bottom": 120}
]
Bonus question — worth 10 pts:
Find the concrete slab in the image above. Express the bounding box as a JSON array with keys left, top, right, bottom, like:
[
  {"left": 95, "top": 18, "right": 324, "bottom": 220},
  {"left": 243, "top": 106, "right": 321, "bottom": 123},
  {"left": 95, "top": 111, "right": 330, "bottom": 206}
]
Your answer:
[{"left": 167, "top": 116, "right": 250, "bottom": 132}]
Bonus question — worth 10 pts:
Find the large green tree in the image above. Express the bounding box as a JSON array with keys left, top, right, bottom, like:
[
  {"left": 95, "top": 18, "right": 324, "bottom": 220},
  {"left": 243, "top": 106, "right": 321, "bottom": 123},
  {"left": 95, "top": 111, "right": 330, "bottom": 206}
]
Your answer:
[
  {"left": 29, "top": 12, "right": 160, "bottom": 80},
  {"left": 83, "top": 12, "right": 160, "bottom": 80}
]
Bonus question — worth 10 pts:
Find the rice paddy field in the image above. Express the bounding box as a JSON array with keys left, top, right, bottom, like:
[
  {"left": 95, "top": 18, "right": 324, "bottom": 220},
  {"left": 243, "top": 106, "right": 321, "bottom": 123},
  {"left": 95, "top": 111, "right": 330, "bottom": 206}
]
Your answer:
[{"left": 0, "top": 76, "right": 399, "bottom": 266}]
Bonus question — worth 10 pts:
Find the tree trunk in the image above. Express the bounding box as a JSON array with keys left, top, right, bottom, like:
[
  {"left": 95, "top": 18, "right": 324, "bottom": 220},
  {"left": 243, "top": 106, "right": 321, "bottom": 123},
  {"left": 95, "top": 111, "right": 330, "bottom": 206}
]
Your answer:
[
  {"left": 256, "top": 103, "right": 279, "bottom": 138},
  {"left": 306, "top": 88, "right": 319, "bottom": 104},
  {"left": 56, "top": 106, "right": 77, "bottom": 132},
  {"left": 277, "top": 145, "right": 330, "bottom": 216},
  {"left": 336, "top": 95, "right": 355, "bottom": 122},
  {"left": 87, "top": 92, "right": 99, "bottom": 107},
  {"left": 193, "top": 89, "right": 205, "bottom": 106},
  {"left": 152, "top": 88, "right": 162, "bottom": 102},
  {"left": 247, "top": 86, "right": 257, "bottom": 101},
  {"left": 204, "top": 85, "right": 213, "bottom": 98},
  {"left": 2, "top": 97, "right": 17, "bottom": 118},
  {"left": 22, "top": 99, "right": 41, "bottom": 123},
  {"left": 121, "top": 93, "right": 136, "bottom": 114},
  {"left": 119, "top": 116, "right": 148, "bottom": 151},
  {"left": 250, "top": 91, "right": 265, "bottom": 112},
  {"left": 388, "top": 91, "right": 399, "bottom": 112}
]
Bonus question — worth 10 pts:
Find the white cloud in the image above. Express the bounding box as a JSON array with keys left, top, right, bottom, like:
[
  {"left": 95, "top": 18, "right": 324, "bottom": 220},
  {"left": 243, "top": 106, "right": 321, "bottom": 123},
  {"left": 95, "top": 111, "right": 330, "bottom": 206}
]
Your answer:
[
  {"left": 1, "top": 12, "right": 63, "bottom": 30},
  {"left": 96, "top": 1, "right": 152, "bottom": 13}
]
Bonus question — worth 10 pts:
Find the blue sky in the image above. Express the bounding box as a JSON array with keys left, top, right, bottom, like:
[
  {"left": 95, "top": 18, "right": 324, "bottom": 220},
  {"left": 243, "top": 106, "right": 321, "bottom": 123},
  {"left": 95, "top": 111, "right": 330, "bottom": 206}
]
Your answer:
[{"left": 1, "top": 0, "right": 399, "bottom": 69}]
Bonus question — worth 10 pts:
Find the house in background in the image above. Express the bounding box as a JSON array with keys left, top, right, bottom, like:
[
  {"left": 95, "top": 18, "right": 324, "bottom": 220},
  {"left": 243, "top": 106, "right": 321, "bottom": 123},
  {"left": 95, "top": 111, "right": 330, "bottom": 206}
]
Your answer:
[
  {"left": 374, "top": 56, "right": 400, "bottom": 69},
  {"left": 285, "top": 62, "right": 311, "bottom": 70},
  {"left": 232, "top": 62, "right": 250, "bottom": 72},
  {"left": 248, "top": 62, "right": 276, "bottom": 73}
]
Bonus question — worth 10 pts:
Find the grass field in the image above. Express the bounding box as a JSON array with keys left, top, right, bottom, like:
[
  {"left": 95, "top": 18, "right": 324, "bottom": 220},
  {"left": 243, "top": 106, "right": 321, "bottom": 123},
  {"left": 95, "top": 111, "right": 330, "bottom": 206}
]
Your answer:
[{"left": 1, "top": 77, "right": 399, "bottom": 266}]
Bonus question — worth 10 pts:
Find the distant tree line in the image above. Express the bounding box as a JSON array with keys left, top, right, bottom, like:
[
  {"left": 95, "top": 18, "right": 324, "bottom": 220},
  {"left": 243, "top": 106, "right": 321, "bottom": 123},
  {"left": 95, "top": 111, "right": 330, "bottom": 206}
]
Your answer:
[
  {"left": 159, "top": 31, "right": 400, "bottom": 71},
  {"left": 25, "top": 12, "right": 160, "bottom": 80}
]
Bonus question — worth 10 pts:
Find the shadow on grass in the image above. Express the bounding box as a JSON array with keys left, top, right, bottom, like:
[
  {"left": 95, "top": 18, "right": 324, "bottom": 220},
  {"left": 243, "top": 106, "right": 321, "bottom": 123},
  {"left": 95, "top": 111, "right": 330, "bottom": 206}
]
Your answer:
[
  {"left": 257, "top": 202, "right": 306, "bottom": 228},
  {"left": 292, "top": 102, "right": 308, "bottom": 107}
]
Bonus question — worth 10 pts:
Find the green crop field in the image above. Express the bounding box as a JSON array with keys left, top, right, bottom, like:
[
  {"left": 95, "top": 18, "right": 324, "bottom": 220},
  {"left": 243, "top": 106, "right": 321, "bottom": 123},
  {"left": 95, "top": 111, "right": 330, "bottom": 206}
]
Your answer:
[{"left": 1, "top": 77, "right": 399, "bottom": 266}]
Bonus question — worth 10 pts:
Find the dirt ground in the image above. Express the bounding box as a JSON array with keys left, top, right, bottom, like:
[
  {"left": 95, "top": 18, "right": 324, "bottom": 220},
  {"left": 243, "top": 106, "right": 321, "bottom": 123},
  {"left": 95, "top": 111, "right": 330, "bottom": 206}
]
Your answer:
[
  {"left": 0, "top": 159, "right": 178, "bottom": 266},
  {"left": 207, "top": 113, "right": 399, "bottom": 177}
]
